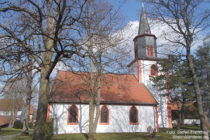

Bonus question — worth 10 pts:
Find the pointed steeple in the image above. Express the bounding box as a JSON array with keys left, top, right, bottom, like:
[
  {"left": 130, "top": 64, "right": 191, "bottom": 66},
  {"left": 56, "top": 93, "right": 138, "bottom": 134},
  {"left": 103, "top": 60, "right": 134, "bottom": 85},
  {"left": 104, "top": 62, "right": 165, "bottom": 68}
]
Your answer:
[
  {"left": 138, "top": 4, "right": 151, "bottom": 35},
  {"left": 132, "top": 3, "right": 157, "bottom": 60}
]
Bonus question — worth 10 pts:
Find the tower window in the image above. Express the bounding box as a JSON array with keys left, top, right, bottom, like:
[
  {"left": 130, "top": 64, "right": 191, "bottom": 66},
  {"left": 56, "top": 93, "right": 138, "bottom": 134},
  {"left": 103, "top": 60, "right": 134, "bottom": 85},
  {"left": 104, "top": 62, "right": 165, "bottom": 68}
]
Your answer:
[
  {"left": 147, "top": 45, "right": 154, "bottom": 56},
  {"left": 135, "top": 46, "right": 138, "bottom": 58},
  {"left": 129, "top": 106, "right": 139, "bottom": 125},
  {"left": 100, "top": 105, "right": 109, "bottom": 125},
  {"left": 145, "top": 30, "right": 149, "bottom": 34},
  {"left": 68, "top": 104, "right": 78, "bottom": 125},
  {"left": 151, "top": 65, "right": 158, "bottom": 76}
]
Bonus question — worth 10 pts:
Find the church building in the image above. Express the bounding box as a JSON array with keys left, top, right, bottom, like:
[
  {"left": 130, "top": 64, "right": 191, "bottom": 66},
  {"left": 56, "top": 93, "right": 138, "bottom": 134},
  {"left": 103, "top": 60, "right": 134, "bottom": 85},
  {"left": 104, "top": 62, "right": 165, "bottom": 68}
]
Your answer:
[{"left": 48, "top": 6, "right": 172, "bottom": 134}]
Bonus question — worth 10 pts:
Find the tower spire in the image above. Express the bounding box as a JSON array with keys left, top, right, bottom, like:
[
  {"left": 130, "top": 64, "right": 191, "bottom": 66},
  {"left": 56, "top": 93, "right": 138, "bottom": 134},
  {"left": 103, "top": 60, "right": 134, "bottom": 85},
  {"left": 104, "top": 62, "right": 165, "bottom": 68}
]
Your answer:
[
  {"left": 142, "top": 2, "right": 144, "bottom": 9},
  {"left": 138, "top": 4, "right": 151, "bottom": 35}
]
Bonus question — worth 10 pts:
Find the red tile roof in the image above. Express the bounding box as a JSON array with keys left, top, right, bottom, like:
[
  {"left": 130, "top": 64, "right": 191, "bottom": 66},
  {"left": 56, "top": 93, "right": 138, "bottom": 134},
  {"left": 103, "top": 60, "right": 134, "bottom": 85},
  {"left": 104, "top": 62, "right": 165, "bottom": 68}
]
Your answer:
[
  {"left": 49, "top": 71, "right": 157, "bottom": 105},
  {"left": 169, "top": 101, "right": 197, "bottom": 111},
  {"left": 0, "top": 99, "right": 23, "bottom": 111},
  {"left": 0, "top": 99, "right": 34, "bottom": 115},
  {"left": 0, "top": 116, "right": 11, "bottom": 126}
]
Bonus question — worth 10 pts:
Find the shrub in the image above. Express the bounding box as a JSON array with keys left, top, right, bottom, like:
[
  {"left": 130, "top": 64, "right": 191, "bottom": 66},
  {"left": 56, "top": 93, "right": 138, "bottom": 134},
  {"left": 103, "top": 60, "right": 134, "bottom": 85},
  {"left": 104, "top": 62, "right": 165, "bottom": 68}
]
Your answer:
[
  {"left": 13, "top": 120, "right": 23, "bottom": 129},
  {"left": 28, "top": 122, "right": 34, "bottom": 129}
]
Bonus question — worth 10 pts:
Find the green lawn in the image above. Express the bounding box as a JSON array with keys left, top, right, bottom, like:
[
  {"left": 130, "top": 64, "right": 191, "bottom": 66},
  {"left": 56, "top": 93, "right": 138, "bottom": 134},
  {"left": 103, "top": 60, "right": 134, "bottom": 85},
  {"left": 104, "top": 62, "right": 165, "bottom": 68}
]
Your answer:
[
  {"left": 10, "top": 132, "right": 172, "bottom": 140},
  {"left": 5, "top": 127, "right": 209, "bottom": 140},
  {"left": 0, "top": 128, "right": 22, "bottom": 136},
  {"left": 52, "top": 133, "right": 173, "bottom": 140}
]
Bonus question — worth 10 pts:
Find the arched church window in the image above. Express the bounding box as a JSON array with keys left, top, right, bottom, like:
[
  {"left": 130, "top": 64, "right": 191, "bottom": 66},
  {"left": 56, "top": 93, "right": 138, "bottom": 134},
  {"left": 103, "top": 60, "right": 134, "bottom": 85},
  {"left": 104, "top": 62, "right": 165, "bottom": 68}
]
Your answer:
[
  {"left": 146, "top": 45, "right": 154, "bottom": 56},
  {"left": 129, "top": 106, "right": 139, "bottom": 124},
  {"left": 100, "top": 105, "right": 109, "bottom": 124},
  {"left": 68, "top": 104, "right": 78, "bottom": 125},
  {"left": 151, "top": 65, "right": 158, "bottom": 76}
]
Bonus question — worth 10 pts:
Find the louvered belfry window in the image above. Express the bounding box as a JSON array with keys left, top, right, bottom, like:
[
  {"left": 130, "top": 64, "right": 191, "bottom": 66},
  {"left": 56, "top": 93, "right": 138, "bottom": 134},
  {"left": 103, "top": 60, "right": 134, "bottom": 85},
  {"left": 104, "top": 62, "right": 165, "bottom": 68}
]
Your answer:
[{"left": 147, "top": 45, "right": 153, "bottom": 56}]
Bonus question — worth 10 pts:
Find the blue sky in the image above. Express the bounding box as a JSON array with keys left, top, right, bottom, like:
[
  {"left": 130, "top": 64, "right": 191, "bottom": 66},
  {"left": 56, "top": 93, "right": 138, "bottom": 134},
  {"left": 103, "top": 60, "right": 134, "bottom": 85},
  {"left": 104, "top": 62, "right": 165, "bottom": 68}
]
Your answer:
[
  {"left": 107, "top": 0, "right": 210, "bottom": 54},
  {"left": 112, "top": 0, "right": 210, "bottom": 39},
  {"left": 109, "top": 0, "right": 210, "bottom": 34},
  {"left": 108, "top": 0, "right": 142, "bottom": 24}
]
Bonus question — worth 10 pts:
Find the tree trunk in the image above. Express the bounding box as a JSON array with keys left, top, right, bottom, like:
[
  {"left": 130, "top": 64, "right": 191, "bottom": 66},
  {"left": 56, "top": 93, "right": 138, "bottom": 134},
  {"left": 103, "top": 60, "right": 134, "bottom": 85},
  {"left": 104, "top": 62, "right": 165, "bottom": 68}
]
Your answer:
[
  {"left": 22, "top": 70, "right": 33, "bottom": 135},
  {"left": 177, "top": 103, "right": 181, "bottom": 130},
  {"left": 187, "top": 54, "right": 209, "bottom": 140},
  {"left": 8, "top": 114, "right": 16, "bottom": 128},
  {"left": 32, "top": 1, "right": 54, "bottom": 138},
  {"left": 32, "top": 70, "right": 50, "bottom": 140},
  {"left": 88, "top": 97, "right": 95, "bottom": 140},
  {"left": 8, "top": 120, "right": 15, "bottom": 128},
  {"left": 88, "top": 57, "right": 96, "bottom": 140},
  {"left": 180, "top": 111, "right": 185, "bottom": 126},
  {"left": 22, "top": 104, "right": 30, "bottom": 135},
  {"left": 93, "top": 74, "right": 101, "bottom": 132},
  {"left": 204, "top": 111, "right": 209, "bottom": 128},
  {"left": 180, "top": 102, "right": 185, "bottom": 126},
  {"left": 8, "top": 110, "right": 17, "bottom": 128}
]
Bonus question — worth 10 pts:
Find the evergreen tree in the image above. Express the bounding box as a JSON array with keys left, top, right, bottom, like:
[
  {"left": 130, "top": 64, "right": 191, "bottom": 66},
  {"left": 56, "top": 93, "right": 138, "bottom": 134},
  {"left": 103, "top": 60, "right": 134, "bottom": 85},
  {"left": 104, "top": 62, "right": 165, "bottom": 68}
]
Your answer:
[
  {"left": 195, "top": 46, "right": 210, "bottom": 125},
  {"left": 152, "top": 46, "right": 210, "bottom": 128},
  {"left": 151, "top": 56, "right": 196, "bottom": 129}
]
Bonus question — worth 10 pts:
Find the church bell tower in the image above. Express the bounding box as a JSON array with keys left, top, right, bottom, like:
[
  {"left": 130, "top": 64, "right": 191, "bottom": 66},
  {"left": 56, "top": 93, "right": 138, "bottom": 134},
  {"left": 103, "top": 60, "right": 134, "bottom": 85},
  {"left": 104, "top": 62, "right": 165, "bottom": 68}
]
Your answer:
[
  {"left": 128, "top": 6, "right": 172, "bottom": 128},
  {"left": 134, "top": 6, "right": 157, "bottom": 60},
  {"left": 128, "top": 5, "right": 172, "bottom": 129},
  {"left": 128, "top": 5, "right": 159, "bottom": 84}
]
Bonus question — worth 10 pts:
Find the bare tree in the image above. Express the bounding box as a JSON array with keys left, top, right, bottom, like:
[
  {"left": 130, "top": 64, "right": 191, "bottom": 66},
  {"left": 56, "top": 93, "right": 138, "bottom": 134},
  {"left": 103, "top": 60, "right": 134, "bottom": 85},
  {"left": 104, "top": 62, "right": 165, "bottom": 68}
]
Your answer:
[
  {"left": 21, "top": 72, "right": 32, "bottom": 134},
  {"left": 68, "top": 1, "right": 126, "bottom": 140},
  {"left": 144, "top": 0, "right": 210, "bottom": 139},
  {"left": 0, "top": 0, "right": 128, "bottom": 139},
  {"left": 21, "top": 61, "right": 36, "bottom": 135},
  {"left": 0, "top": 0, "right": 89, "bottom": 139},
  {"left": 0, "top": 38, "right": 38, "bottom": 134},
  {"left": 3, "top": 79, "right": 25, "bottom": 128}
]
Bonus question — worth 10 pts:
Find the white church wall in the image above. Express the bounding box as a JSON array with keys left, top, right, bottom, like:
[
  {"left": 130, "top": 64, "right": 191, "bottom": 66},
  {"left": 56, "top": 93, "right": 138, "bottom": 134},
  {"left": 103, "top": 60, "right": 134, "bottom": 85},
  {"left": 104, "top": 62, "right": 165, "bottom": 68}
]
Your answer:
[
  {"left": 140, "top": 60, "right": 156, "bottom": 84},
  {"left": 51, "top": 104, "right": 156, "bottom": 134},
  {"left": 0, "top": 111, "right": 9, "bottom": 116},
  {"left": 156, "top": 96, "right": 168, "bottom": 128},
  {"left": 0, "top": 111, "right": 22, "bottom": 116},
  {"left": 140, "top": 60, "right": 169, "bottom": 128}
]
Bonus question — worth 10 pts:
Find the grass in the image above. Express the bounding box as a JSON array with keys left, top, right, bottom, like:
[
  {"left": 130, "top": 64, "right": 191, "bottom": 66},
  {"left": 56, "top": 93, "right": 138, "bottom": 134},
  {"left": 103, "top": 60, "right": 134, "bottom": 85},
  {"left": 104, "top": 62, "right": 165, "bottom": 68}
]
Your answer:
[
  {"left": 0, "top": 128, "right": 22, "bottom": 136},
  {"left": 9, "top": 132, "right": 172, "bottom": 140},
  {"left": 6, "top": 126, "right": 210, "bottom": 140},
  {"left": 52, "top": 133, "right": 173, "bottom": 140}
]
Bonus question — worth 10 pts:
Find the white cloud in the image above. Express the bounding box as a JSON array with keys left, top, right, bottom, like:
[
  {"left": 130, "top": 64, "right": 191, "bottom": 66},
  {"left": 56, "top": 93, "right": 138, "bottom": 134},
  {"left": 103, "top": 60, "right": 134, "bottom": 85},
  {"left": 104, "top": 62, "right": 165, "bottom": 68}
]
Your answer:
[
  {"left": 113, "top": 20, "right": 178, "bottom": 60},
  {"left": 53, "top": 19, "right": 205, "bottom": 73},
  {"left": 51, "top": 61, "right": 71, "bottom": 78},
  {"left": 118, "top": 19, "right": 204, "bottom": 59}
]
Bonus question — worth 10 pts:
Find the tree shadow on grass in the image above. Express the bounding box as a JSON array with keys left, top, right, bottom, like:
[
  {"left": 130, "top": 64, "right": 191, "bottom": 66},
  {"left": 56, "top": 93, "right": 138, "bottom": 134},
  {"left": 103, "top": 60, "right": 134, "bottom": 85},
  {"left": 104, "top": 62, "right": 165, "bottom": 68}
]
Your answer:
[{"left": 82, "top": 133, "right": 88, "bottom": 140}]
